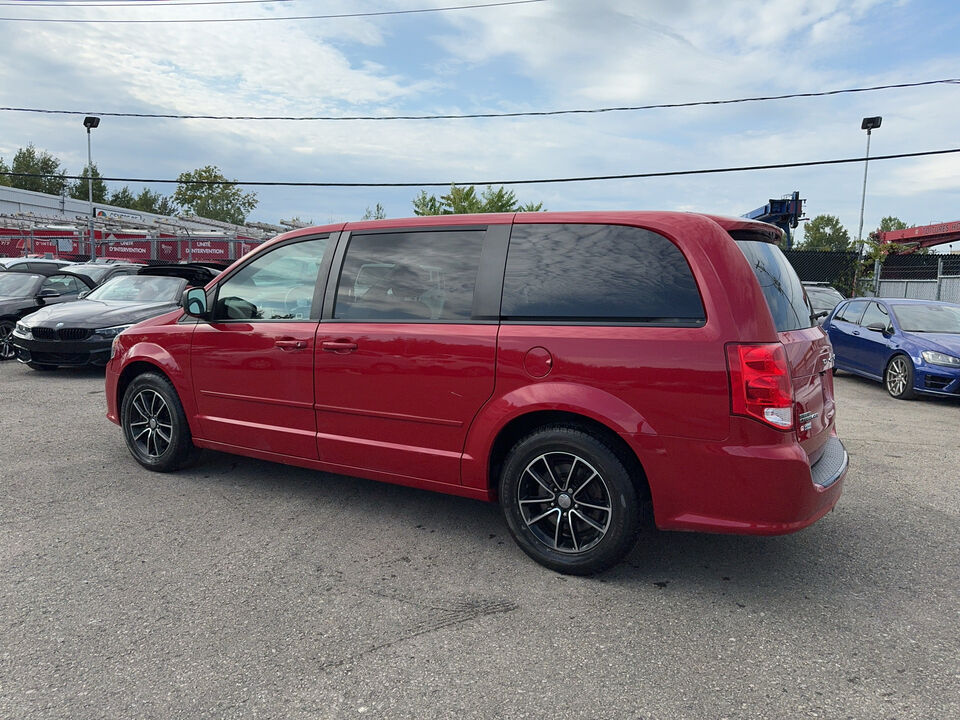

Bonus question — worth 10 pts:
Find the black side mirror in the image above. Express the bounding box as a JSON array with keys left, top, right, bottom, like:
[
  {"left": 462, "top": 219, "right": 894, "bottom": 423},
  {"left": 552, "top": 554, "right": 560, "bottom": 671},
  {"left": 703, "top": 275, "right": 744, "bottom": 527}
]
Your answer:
[
  {"left": 866, "top": 322, "right": 890, "bottom": 334},
  {"left": 182, "top": 287, "right": 209, "bottom": 318}
]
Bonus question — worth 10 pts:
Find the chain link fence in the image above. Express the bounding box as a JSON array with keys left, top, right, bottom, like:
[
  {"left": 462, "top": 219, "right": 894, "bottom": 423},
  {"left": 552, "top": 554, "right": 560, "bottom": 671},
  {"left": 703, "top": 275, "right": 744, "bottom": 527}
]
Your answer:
[
  {"left": 876, "top": 254, "right": 960, "bottom": 303},
  {"left": 783, "top": 250, "right": 860, "bottom": 296}
]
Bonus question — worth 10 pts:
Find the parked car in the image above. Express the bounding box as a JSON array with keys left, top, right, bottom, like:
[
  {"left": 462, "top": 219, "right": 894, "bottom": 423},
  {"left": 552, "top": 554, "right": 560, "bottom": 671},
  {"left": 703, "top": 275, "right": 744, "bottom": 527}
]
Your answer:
[
  {"left": 824, "top": 297, "right": 960, "bottom": 399},
  {"left": 64, "top": 263, "right": 142, "bottom": 289},
  {"left": 0, "top": 258, "right": 74, "bottom": 274},
  {"left": 106, "top": 212, "right": 847, "bottom": 574},
  {"left": 802, "top": 282, "right": 845, "bottom": 324},
  {"left": 12, "top": 265, "right": 219, "bottom": 369},
  {"left": 0, "top": 271, "right": 96, "bottom": 360}
]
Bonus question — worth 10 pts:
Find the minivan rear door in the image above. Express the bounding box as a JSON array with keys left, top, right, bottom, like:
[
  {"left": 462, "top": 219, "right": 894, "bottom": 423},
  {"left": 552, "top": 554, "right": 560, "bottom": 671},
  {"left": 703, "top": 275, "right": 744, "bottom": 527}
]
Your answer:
[{"left": 733, "top": 237, "right": 835, "bottom": 461}]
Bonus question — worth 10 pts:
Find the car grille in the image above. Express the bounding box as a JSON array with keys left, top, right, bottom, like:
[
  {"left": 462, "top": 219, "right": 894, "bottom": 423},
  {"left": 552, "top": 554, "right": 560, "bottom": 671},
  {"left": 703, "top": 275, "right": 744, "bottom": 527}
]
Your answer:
[{"left": 31, "top": 327, "right": 93, "bottom": 341}]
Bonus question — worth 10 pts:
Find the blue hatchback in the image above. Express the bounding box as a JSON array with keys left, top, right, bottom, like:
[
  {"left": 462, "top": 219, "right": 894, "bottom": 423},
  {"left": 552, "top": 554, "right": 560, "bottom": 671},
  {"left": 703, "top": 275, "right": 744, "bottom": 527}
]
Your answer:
[{"left": 824, "top": 298, "right": 960, "bottom": 399}]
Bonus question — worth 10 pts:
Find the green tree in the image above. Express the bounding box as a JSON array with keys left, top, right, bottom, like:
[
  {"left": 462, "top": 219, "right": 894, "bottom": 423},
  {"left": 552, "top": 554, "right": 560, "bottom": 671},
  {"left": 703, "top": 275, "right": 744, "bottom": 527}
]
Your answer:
[
  {"left": 0, "top": 156, "right": 10, "bottom": 186},
  {"left": 798, "top": 214, "right": 851, "bottom": 251},
  {"left": 173, "top": 165, "right": 257, "bottom": 225},
  {"left": 362, "top": 202, "right": 386, "bottom": 220},
  {"left": 412, "top": 184, "right": 544, "bottom": 215},
  {"left": 877, "top": 216, "right": 908, "bottom": 233},
  {"left": 108, "top": 186, "right": 137, "bottom": 209},
  {"left": 10, "top": 144, "right": 67, "bottom": 195},
  {"left": 129, "top": 188, "right": 178, "bottom": 215},
  {"left": 70, "top": 163, "right": 108, "bottom": 203}
]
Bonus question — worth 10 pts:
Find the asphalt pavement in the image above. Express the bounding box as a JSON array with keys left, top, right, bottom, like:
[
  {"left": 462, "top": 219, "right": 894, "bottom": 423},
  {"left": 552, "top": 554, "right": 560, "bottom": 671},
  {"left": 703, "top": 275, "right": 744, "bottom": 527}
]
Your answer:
[{"left": 1, "top": 361, "right": 958, "bottom": 719}]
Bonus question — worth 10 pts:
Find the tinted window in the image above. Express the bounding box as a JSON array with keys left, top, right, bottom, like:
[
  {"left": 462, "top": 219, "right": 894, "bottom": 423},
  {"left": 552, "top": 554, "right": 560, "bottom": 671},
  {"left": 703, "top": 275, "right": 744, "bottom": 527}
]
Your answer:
[
  {"left": 836, "top": 300, "right": 867, "bottom": 324},
  {"left": 860, "top": 302, "right": 890, "bottom": 329},
  {"left": 502, "top": 224, "right": 704, "bottom": 322},
  {"left": 804, "top": 286, "right": 844, "bottom": 314},
  {"left": 334, "top": 231, "right": 484, "bottom": 322},
  {"left": 214, "top": 237, "right": 328, "bottom": 321},
  {"left": 735, "top": 240, "right": 811, "bottom": 332}
]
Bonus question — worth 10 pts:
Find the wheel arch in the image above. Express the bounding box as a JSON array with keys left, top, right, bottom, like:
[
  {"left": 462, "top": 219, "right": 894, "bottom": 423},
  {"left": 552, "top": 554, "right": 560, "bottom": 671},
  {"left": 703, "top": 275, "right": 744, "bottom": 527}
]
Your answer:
[
  {"left": 484, "top": 410, "right": 652, "bottom": 519},
  {"left": 115, "top": 344, "right": 199, "bottom": 437}
]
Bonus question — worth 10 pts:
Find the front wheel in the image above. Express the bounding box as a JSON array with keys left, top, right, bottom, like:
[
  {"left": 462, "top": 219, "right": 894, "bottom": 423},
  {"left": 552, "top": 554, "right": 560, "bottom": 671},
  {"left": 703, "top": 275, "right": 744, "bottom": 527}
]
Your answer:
[
  {"left": 499, "top": 425, "right": 642, "bottom": 575},
  {"left": 121, "top": 372, "right": 198, "bottom": 471},
  {"left": 884, "top": 355, "right": 916, "bottom": 400},
  {"left": 0, "top": 320, "right": 15, "bottom": 360}
]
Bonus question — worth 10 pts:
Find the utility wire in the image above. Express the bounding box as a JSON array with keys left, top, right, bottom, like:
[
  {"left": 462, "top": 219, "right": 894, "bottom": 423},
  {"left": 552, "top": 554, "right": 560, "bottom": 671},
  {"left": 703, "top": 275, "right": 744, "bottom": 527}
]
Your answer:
[
  {"left": 0, "top": 0, "right": 545, "bottom": 23},
  {"left": 2, "top": 148, "right": 958, "bottom": 188},
  {"left": 3, "top": 79, "right": 957, "bottom": 122}
]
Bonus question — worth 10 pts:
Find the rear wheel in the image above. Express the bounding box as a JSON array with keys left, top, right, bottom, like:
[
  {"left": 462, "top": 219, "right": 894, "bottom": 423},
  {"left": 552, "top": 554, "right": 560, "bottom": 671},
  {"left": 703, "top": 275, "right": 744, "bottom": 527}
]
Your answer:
[
  {"left": 121, "top": 372, "right": 198, "bottom": 471},
  {"left": 0, "top": 320, "right": 15, "bottom": 360},
  {"left": 499, "top": 425, "right": 642, "bottom": 575},
  {"left": 884, "top": 355, "right": 916, "bottom": 400}
]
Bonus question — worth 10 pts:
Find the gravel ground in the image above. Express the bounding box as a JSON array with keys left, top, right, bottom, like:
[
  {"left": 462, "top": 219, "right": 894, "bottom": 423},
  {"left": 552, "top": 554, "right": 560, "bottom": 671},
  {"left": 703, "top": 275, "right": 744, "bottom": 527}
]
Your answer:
[{"left": 1, "top": 360, "right": 958, "bottom": 719}]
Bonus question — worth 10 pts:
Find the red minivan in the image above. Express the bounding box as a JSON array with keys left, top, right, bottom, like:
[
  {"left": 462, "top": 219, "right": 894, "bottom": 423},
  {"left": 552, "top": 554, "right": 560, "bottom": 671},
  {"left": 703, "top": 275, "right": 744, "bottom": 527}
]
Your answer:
[{"left": 105, "top": 212, "right": 847, "bottom": 573}]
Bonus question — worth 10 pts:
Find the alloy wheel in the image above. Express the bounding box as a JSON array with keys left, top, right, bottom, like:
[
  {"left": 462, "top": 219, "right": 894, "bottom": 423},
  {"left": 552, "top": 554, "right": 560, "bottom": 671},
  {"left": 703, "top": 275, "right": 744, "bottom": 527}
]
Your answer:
[
  {"left": 517, "top": 452, "right": 612, "bottom": 554},
  {"left": 0, "top": 324, "right": 14, "bottom": 360},
  {"left": 886, "top": 357, "right": 910, "bottom": 397},
  {"left": 128, "top": 389, "right": 174, "bottom": 459}
]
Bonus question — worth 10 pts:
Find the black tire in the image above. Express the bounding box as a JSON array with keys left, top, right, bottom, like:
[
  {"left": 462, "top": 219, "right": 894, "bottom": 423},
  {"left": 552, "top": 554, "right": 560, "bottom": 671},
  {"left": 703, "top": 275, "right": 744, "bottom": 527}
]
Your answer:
[
  {"left": 120, "top": 372, "right": 199, "bottom": 472},
  {"left": 884, "top": 354, "right": 916, "bottom": 400},
  {"left": 0, "top": 320, "right": 15, "bottom": 361},
  {"left": 27, "top": 362, "right": 59, "bottom": 371},
  {"left": 499, "top": 425, "right": 643, "bottom": 575}
]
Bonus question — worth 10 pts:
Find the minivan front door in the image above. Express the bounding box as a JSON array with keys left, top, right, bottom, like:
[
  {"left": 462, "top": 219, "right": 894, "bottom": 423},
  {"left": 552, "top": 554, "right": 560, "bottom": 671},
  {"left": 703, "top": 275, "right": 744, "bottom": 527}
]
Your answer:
[{"left": 190, "top": 236, "right": 332, "bottom": 459}]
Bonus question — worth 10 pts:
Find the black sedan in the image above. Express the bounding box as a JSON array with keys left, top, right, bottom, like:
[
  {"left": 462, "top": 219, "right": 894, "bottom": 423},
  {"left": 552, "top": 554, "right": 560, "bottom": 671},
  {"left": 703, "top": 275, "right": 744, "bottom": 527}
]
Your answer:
[
  {"left": 11, "top": 265, "right": 216, "bottom": 369},
  {"left": 0, "top": 271, "right": 96, "bottom": 360}
]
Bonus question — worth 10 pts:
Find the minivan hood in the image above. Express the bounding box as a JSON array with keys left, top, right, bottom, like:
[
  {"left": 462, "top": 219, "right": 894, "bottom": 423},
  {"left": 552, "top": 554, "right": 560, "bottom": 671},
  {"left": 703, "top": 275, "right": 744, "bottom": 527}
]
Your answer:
[{"left": 23, "top": 299, "right": 177, "bottom": 328}]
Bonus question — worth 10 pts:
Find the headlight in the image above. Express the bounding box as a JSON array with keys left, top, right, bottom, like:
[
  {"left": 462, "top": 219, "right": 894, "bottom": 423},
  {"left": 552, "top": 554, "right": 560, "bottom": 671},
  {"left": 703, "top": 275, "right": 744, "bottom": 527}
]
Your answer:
[
  {"left": 13, "top": 322, "right": 31, "bottom": 338},
  {"left": 94, "top": 324, "right": 133, "bottom": 338},
  {"left": 921, "top": 350, "right": 960, "bottom": 367}
]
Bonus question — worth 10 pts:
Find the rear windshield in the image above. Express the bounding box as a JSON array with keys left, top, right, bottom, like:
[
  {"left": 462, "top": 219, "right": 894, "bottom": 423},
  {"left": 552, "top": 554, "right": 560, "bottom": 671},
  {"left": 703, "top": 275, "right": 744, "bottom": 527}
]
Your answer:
[{"left": 736, "top": 240, "right": 812, "bottom": 332}]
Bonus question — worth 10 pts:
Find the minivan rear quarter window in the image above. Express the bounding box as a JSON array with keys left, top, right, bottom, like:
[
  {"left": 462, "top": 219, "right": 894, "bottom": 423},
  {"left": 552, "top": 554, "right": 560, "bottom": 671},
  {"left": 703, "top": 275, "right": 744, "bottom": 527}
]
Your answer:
[
  {"left": 735, "top": 240, "right": 812, "bottom": 332},
  {"left": 501, "top": 224, "right": 705, "bottom": 323}
]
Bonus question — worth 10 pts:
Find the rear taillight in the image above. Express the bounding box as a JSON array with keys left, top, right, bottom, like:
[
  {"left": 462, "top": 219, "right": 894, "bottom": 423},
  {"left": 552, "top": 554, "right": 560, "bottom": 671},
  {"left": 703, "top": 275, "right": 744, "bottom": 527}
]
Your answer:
[{"left": 726, "top": 343, "right": 795, "bottom": 430}]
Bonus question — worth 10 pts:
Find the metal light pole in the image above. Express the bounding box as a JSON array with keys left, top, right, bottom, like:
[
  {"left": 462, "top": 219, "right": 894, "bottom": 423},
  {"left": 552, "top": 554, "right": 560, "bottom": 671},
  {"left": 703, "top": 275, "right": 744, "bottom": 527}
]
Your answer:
[
  {"left": 852, "top": 115, "right": 881, "bottom": 296},
  {"left": 83, "top": 116, "right": 100, "bottom": 260}
]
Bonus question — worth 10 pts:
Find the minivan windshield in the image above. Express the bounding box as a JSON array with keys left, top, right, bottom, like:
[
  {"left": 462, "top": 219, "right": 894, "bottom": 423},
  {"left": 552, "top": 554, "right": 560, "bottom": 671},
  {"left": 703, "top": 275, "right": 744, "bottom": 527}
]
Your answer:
[
  {"left": 892, "top": 303, "right": 960, "bottom": 334},
  {"left": 736, "top": 240, "right": 812, "bottom": 332}
]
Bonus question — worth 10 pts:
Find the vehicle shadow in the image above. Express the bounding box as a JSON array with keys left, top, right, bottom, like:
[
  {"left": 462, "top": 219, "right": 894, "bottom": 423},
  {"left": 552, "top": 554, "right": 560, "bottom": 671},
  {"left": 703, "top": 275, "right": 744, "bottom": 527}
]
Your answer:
[{"left": 178, "top": 449, "right": 885, "bottom": 612}]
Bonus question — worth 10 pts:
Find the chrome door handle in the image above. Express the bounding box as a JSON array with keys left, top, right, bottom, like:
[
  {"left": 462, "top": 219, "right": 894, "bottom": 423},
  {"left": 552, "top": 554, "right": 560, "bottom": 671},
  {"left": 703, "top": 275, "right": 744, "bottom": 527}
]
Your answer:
[
  {"left": 275, "top": 339, "right": 308, "bottom": 351},
  {"left": 321, "top": 340, "right": 358, "bottom": 353}
]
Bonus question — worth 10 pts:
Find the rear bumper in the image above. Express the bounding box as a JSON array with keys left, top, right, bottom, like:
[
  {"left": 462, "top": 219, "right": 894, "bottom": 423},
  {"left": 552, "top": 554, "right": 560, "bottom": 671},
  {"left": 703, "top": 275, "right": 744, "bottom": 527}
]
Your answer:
[
  {"left": 13, "top": 336, "right": 111, "bottom": 367},
  {"left": 631, "top": 426, "right": 847, "bottom": 535}
]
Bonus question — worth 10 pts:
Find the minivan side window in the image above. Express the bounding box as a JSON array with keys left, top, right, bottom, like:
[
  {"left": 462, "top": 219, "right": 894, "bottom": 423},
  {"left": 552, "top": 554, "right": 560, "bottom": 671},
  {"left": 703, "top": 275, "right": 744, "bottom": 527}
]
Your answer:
[
  {"left": 213, "top": 237, "right": 328, "bottom": 321},
  {"left": 333, "top": 230, "right": 484, "bottom": 322},
  {"left": 501, "top": 224, "right": 705, "bottom": 323}
]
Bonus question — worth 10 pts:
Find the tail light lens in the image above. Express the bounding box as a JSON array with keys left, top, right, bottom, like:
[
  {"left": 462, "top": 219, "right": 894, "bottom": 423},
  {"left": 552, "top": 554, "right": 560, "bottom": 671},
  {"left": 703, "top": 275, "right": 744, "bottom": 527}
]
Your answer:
[{"left": 726, "top": 343, "right": 795, "bottom": 430}]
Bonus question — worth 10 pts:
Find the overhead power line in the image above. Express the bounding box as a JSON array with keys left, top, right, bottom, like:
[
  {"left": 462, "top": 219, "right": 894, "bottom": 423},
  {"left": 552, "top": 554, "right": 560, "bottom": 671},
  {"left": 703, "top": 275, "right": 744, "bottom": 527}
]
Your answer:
[
  {"left": 3, "top": 79, "right": 957, "bottom": 123},
  {"left": 0, "top": 0, "right": 546, "bottom": 23},
  {"left": 2, "top": 148, "right": 958, "bottom": 188}
]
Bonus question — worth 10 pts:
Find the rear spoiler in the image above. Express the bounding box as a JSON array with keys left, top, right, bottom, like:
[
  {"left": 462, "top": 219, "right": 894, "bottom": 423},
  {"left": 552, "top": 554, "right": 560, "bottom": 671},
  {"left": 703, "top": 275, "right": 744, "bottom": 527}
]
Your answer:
[
  {"left": 138, "top": 263, "right": 220, "bottom": 287},
  {"left": 700, "top": 214, "right": 783, "bottom": 244}
]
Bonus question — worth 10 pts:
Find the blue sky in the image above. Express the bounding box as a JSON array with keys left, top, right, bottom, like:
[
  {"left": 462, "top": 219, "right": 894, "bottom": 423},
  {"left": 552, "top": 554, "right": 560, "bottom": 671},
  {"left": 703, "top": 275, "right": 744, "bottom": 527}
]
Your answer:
[{"left": 1, "top": 0, "right": 959, "bottom": 246}]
